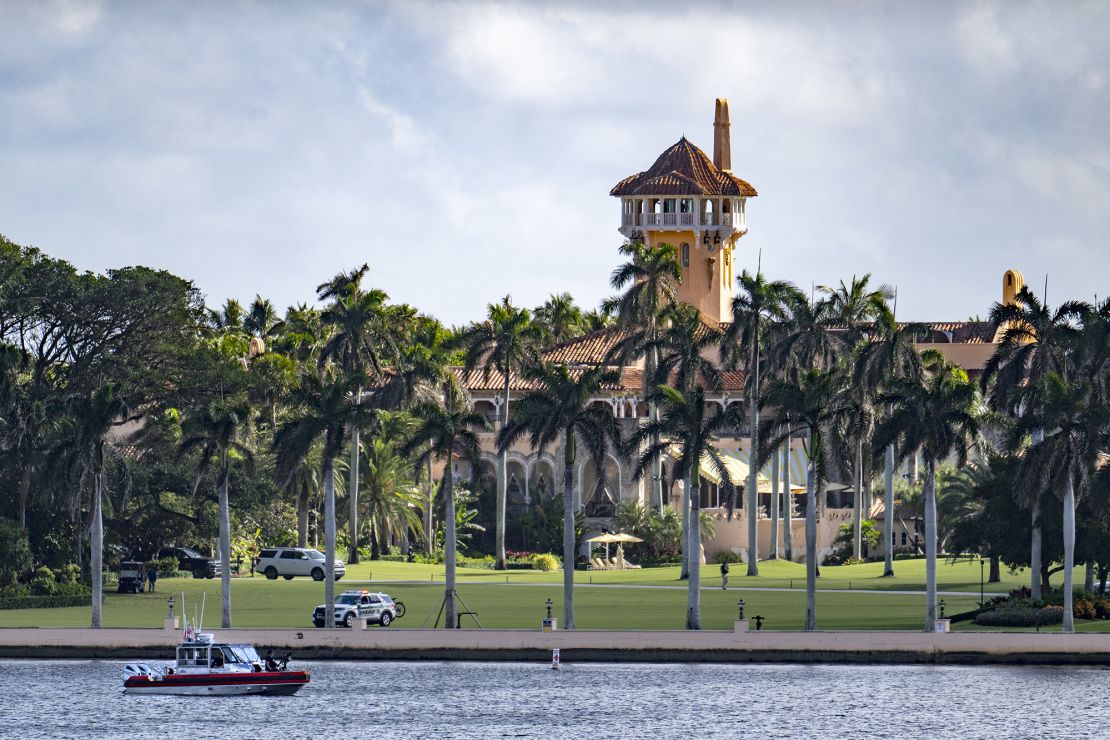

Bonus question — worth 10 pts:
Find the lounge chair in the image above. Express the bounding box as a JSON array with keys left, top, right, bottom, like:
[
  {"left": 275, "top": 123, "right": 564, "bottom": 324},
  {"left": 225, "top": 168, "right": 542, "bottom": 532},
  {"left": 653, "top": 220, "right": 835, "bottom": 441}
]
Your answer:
[{"left": 588, "top": 558, "right": 608, "bottom": 570}]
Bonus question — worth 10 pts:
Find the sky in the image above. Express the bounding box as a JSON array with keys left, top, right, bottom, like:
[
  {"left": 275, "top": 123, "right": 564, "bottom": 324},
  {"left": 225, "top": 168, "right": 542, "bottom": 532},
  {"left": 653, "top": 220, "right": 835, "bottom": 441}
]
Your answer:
[{"left": 1, "top": 0, "right": 1108, "bottom": 325}]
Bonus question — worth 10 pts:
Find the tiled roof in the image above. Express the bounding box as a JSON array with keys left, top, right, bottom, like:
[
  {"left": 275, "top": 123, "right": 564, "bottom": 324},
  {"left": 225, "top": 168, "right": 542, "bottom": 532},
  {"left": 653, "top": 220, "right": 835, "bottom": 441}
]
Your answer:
[
  {"left": 541, "top": 327, "right": 630, "bottom": 365},
  {"left": 610, "top": 138, "right": 758, "bottom": 198},
  {"left": 454, "top": 366, "right": 643, "bottom": 393}
]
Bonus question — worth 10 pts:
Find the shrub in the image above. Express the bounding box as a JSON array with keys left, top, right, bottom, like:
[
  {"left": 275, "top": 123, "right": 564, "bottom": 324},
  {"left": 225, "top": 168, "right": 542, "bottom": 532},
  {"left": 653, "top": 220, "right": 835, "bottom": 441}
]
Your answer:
[
  {"left": 0, "top": 594, "right": 92, "bottom": 610},
  {"left": 29, "top": 566, "right": 57, "bottom": 596},
  {"left": 56, "top": 564, "right": 80, "bottom": 585},
  {"left": 531, "top": 553, "right": 559, "bottom": 572},
  {"left": 0, "top": 519, "right": 32, "bottom": 589},
  {"left": 145, "top": 557, "right": 180, "bottom": 578},
  {"left": 973, "top": 606, "right": 1063, "bottom": 627},
  {"left": 712, "top": 551, "right": 743, "bottom": 564},
  {"left": 1095, "top": 598, "right": 1110, "bottom": 620},
  {"left": 1075, "top": 598, "right": 1097, "bottom": 620}
]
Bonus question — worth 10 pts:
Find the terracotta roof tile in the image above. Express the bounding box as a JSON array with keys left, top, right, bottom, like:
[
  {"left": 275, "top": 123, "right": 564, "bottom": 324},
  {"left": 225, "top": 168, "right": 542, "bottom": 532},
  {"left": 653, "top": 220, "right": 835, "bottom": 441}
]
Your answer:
[
  {"left": 454, "top": 366, "right": 642, "bottom": 393},
  {"left": 611, "top": 138, "right": 757, "bottom": 198}
]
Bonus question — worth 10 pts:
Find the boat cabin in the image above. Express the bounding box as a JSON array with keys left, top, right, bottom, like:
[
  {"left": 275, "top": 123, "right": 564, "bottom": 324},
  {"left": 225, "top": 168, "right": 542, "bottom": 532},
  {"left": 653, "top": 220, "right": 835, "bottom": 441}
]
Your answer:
[{"left": 175, "top": 634, "right": 261, "bottom": 674}]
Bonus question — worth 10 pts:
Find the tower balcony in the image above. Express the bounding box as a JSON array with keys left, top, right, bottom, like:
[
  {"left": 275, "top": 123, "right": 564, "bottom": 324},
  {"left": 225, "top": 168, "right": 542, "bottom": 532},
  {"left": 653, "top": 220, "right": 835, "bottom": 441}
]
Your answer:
[{"left": 618, "top": 196, "right": 748, "bottom": 240}]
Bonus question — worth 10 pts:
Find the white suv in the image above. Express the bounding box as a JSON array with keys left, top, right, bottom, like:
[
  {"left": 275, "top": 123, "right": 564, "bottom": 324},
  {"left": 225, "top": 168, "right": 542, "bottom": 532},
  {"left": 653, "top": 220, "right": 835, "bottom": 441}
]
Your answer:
[
  {"left": 313, "top": 590, "right": 402, "bottom": 628},
  {"left": 255, "top": 547, "right": 346, "bottom": 582}
]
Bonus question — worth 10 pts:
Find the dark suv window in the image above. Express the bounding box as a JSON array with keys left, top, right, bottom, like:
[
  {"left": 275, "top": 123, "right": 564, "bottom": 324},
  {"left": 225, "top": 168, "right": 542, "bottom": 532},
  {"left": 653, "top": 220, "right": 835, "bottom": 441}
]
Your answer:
[
  {"left": 259, "top": 549, "right": 276, "bottom": 559},
  {"left": 280, "top": 551, "right": 300, "bottom": 560}
]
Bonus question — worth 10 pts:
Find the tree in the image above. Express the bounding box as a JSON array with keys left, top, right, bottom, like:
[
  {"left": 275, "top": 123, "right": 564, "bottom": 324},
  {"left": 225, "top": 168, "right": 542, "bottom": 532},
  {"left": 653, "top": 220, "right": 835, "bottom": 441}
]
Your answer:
[
  {"left": 275, "top": 370, "right": 370, "bottom": 628},
  {"left": 820, "top": 275, "right": 894, "bottom": 562},
  {"left": 759, "top": 368, "right": 857, "bottom": 631},
  {"left": 499, "top": 363, "right": 621, "bottom": 629},
  {"left": 457, "top": 296, "right": 543, "bottom": 570},
  {"left": 317, "top": 266, "right": 399, "bottom": 565},
  {"left": 630, "top": 385, "right": 741, "bottom": 629},
  {"left": 404, "top": 404, "right": 489, "bottom": 629},
  {"left": 70, "top": 384, "right": 128, "bottom": 628},
  {"left": 876, "top": 353, "right": 984, "bottom": 632},
  {"left": 1010, "top": 374, "right": 1108, "bottom": 632},
  {"left": 179, "top": 396, "right": 255, "bottom": 628},
  {"left": 983, "top": 285, "right": 1086, "bottom": 599},
  {"left": 534, "top": 293, "right": 584, "bottom": 344},
  {"left": 724, "top": 270, "right": 799, "bottom": 575},
  {"left": 854, "top": 316, "right": 930, "bottom": 576},
  {"left": 606, "top": 241, "right": 683, "bottom": 512},
  {"left": 355, "top": 414, "right": 424, "bottom": 559}
]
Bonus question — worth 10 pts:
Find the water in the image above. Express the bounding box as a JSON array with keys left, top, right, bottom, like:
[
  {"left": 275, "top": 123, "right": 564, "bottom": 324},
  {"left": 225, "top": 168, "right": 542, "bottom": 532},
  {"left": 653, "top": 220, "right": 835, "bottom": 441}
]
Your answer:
[{"left": 0, "top": 659, "right": 1106, "bottom": 738}]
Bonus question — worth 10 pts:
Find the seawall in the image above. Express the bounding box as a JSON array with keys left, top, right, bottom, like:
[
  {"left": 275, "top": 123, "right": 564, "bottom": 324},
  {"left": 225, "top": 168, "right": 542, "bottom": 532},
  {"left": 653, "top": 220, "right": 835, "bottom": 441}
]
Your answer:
[{"left": 2, "top": 626, "right": 1110, "bottom": 665}]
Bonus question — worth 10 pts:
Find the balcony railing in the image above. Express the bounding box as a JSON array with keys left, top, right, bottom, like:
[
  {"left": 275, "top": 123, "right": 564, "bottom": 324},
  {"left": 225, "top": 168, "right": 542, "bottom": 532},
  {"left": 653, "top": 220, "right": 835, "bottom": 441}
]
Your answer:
[{"left": 621, "top": 211, "right": 745, "bottom": 229}]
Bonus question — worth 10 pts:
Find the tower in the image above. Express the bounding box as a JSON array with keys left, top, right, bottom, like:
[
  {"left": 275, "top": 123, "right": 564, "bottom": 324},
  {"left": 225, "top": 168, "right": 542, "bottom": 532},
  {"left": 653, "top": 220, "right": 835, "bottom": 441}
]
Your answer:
[{"left": 611, "top": 99, "right": 757, "bottom": 324}]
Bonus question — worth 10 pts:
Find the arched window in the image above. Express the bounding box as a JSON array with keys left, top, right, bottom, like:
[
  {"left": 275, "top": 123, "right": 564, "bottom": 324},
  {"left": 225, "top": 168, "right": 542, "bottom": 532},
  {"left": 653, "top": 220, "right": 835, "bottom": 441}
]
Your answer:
[{"left": 680, "top": 243, "right": 690, "bottom": 267}]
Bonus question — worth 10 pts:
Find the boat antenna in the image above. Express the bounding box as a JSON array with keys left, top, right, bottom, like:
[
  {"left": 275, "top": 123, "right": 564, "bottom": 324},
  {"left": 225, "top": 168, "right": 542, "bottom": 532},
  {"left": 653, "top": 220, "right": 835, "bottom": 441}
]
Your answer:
[{"left": 198, "top": 592, "right": 206, "bottom": 634}]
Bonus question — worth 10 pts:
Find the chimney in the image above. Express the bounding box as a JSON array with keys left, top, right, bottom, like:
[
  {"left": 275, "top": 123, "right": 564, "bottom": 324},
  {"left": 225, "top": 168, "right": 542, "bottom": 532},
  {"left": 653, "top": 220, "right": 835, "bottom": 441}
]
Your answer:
[{"left": 713, "top": 98, "right": 732, "bottom": 172}]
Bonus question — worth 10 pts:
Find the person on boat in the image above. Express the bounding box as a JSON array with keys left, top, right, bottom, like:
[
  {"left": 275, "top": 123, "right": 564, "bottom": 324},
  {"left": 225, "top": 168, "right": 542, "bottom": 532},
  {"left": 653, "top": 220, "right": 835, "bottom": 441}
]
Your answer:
[
  {"left": 264, "top": 650, "right": 279, "bottom": 672},
  {"left": 210, "top": 649, "right": 224, "bottom": 668}
]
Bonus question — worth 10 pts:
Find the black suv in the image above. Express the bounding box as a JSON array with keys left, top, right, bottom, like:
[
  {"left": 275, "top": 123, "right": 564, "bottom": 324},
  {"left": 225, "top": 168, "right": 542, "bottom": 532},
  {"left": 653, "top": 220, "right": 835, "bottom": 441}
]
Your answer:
[{"left": 156, "top": 546, "right": 220, "bottom": 579}]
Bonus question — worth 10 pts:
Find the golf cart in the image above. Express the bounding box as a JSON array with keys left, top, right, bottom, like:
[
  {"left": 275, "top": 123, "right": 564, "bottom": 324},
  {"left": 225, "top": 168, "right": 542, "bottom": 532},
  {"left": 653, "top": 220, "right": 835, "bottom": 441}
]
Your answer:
[{"left": 118, "top": 561, "right": 146, "bottom": 594}]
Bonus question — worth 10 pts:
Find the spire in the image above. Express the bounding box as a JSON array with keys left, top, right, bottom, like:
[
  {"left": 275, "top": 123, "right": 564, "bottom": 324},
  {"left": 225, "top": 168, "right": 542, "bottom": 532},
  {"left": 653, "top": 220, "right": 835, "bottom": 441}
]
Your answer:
[{"left": 713, "top": 98, "right": 731, "bottom": 172}]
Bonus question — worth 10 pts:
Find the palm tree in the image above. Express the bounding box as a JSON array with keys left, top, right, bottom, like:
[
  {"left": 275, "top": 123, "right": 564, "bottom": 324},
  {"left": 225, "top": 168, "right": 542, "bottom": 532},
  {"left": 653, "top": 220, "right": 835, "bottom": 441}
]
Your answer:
[
  {"left": 317, "top": 267, "right": 399, "bottom": 565},
  {"left": 629, "top": 385, "right": 741, "bottom": 629},
  {"left": 724, "top": 270, "right": 798, "bottom": 575},
  {"left": 983, "top": 285, "right": 1086, "bottom": 598},
  {"left": 70, "top": 384, "right": 128, "bottom": 628},
  {"left": 876, "top": 353, "right": 984, "bottom": 631},
  {"left": 1010, "top": 374, "right": 1108, "bottom": 632},
  {"left": 499, "top": 364, "right": 621, "bottom": 629},
  {"left": 647, "top": 303, "right": 722, "bottom": 578},
  {"left": 534, "top": 293, "right": 584, "bottom": 344},
  {"left": 821, "top": 275, "right": 894, "bottom": 562},
  {"left": 854, "top": 316, "right": 930, "bottom": 575},
  {"left": 607, "top": 240, "right": 683, "bottom": 511},
  {"left": 457, "top": 296, "right": 543, "bottom": 570},
  {"left": 275, "top": 370, "right": 370, "bottom": 627},
  {"left": 357, "top": 436, "right": 425, "bottom": 558},
  {"left": 179, "top": 397, "right": 255, "bottom": 629},
  {"left": 760, "top": 368, "right": 857, "bottom": 631},
  {"left": 404, "top": 404, "right": 489, "bottom": 629}
]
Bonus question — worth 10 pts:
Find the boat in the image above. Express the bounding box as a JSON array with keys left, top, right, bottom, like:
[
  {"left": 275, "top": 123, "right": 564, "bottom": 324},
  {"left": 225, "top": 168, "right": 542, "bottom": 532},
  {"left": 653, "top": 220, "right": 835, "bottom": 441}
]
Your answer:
[{"left": 122, "top": 631, "right": 310, "bottom": 696}]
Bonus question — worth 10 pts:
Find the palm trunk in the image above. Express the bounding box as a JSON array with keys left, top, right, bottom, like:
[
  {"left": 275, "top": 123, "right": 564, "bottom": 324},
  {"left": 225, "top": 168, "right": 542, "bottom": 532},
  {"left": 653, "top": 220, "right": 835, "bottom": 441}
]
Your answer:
[
  {"left": 1030, "top": 498, "right": 1043, "bottom": 600},
  {"left": 687, "top": 473, "right": 702, "bottom": 629},
  {"left": 769, "top": 444, "right": 780, "bottom": 559},
  {"left": 853, "top": 439, "right": 863, "bottom": 560},
  {"left": 883, "top": 444, "right": 895, "bottom": 576},
  {"left": 443, "top": 454, "right": 458, "bottom": 629},
  {"left": 348, "top": 420, "right": 361, "bottom": 565},
  {"left": 649, "top": 327, "right": 663, "bottom": 510},
  {"left": 747, "top": 343, "right": 760, "bottom": 576},
  {"left": 782, "top": 440, "right": 793, "bottom": 562},
  {"left": 1028, "top": 428, "right": 1044, "bottom": 598},
  {"left": 804, "top": 437, "right": 817, "bottom": 631},
  {"left": 17, "top": 464, "right": 32, "bottom": 531},
  {"left": 496, "top": 375, "right": 509, "bottom": 570},
  {"left": 424, "top": 457, "right": 434, "bottom": 555},
  {"left": 296, "top": 483, "right": 309, "bottom": 548},
  {"left": 924, "top": 458, "right": 938, "bottom": 632},
  {"left": 1085, "top": 561, "right": 1095, "bottom": 594},
  {"left": 562, "top": 433, "right": 576, "bottom": 629},
  {"left": 90, "top": 471, "right": 103, "bottom": 629},
  {"left": 989, "top": 554, "right": 1001, "bottom": 583},
  {"left": 1062, "top": 475, "right": 1076, "bottom": 633},
  {"left": 218, "top": 459, "right": 232, "bottom": 629},
  {"left": 323, "top": 455, "right": 337, "bottom": 628},
  {"left": 680, "top": 470, "right": 691, "bottom": 580}
]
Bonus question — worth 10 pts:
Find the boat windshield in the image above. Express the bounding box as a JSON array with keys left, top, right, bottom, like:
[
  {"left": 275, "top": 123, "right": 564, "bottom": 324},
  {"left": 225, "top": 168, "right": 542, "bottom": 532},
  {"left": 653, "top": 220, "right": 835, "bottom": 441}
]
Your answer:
[
  {"left": 229, "top": 645, "right": 260, "bottom": 663},
  {"left": 306, "top": 550, "right": 325, "bottom": 560}
]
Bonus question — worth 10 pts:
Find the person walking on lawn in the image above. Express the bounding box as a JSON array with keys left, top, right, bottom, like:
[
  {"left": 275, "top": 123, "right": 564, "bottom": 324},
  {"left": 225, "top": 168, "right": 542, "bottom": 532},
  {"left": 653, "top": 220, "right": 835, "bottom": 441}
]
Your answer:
[
  {"left": 720, "top": 561, "right": 730, "bottom": 590},
  {"left": 147, "top": 566, "right": 157, "bottom": 593}
]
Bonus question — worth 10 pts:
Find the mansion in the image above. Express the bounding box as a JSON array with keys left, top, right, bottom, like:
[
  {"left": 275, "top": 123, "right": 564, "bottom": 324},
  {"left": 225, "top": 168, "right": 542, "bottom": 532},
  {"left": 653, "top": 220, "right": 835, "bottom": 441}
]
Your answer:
[{"left": 455, "top": 99, "right": 1014, "bottom": 563}]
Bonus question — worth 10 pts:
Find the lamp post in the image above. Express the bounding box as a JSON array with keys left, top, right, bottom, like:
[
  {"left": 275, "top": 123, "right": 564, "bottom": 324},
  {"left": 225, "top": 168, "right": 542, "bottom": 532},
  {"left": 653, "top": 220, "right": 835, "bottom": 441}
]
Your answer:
[
  {"left": 938, "top": 600, "right": 946, "bottom": 620},
  {"left": 979, "top": 555, "right": 985, "bottom": 608},
  {"left": 167, "top": 595, "right": 175, "bottom": 618},
  {"left": 737, "top": 599, "right": 745, "bottom": 620},
  {"left": 545, "top": 598, "right": 553, "bottom": 620}
]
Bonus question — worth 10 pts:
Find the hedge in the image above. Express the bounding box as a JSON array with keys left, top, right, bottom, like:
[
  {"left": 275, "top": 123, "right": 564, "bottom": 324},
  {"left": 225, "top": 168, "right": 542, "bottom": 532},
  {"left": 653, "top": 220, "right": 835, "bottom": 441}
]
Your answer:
[
  {"left": 0, "top": 594, "right": 92, "bottom": 610},
  {"left": 973, "top": 606, "right": 1064, "bottom": 627}
]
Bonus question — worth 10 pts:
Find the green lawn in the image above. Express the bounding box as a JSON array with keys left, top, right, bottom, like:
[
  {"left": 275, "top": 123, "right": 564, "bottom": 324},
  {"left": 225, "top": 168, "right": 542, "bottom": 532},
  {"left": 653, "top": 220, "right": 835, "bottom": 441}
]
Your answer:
[{"left": 0, "top": 557, "right": 1089, "bottom": 632}]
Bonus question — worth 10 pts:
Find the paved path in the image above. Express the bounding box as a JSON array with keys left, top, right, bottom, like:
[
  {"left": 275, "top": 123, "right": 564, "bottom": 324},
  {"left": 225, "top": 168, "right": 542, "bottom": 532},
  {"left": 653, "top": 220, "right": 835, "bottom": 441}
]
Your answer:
[{"left": 344, "top": 579, "right": 994, "bottom": 598}]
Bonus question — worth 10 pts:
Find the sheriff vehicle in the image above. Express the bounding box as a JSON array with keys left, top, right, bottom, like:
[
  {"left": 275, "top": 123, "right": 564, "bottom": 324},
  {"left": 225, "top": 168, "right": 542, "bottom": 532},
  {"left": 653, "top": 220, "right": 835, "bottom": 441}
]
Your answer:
[{"left": 312, "top": 590, "right": 403, "bottom": 628}]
